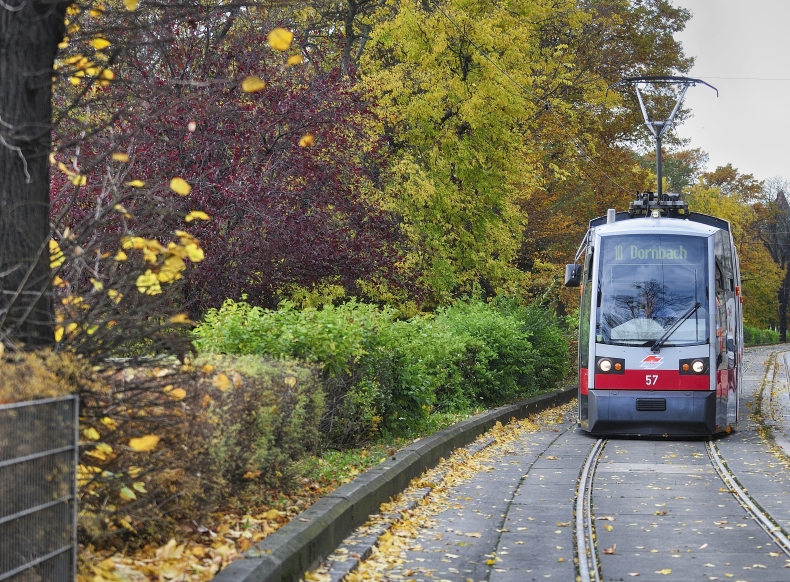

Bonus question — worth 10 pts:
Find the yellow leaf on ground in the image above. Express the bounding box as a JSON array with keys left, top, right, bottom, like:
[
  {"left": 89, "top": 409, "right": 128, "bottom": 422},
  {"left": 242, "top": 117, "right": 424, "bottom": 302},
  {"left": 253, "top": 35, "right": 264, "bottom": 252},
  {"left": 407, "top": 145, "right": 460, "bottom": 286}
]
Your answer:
[
  {"left": 213, "top": 374, "right": 232, "bottom": 392},
  {"left": 201, "top": 364, "right": 215, "bottom": 374},
  {"left": 264, "top": 509, "right": 280, "bottom": 520},
  {"left": 128, "top": 435, "right": 160, "bottom": 452},
  {"left": 655, "top": 569, "right": 672, "bottom": 575},
  {"left": 241, "top": 76, "right": 266, "bottom": 93},
  {"left": 170, "top": 177, "right": 192, "bottom": 195},
  {"left": 267, "top": 27, "right": 293, "bottom": 51},
  {"left": 170, "top": 388, "right": 186, "bottom": 400}
]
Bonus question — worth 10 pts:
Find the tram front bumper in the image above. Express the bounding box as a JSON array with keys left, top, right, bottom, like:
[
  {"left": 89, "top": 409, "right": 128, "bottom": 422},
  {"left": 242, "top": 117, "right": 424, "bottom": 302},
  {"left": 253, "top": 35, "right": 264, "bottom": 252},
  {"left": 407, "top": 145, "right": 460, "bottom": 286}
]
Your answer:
[{"left": 587, "top": 389, "right": 717, "bottom": 436}]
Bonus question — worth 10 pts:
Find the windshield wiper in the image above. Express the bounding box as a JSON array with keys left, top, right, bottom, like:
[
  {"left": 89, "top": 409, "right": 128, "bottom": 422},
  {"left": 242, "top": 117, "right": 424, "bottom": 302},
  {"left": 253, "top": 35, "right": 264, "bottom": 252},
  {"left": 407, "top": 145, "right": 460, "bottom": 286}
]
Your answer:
[{"left": 650, "top": 302, "right": 701, "bottom": 353}]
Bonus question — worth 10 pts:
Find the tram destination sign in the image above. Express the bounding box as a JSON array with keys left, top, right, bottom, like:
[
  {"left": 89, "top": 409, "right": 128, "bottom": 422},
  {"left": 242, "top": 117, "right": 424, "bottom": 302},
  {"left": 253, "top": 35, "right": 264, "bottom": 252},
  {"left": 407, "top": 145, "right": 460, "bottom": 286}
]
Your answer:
[{"left": 614, "top": 244, "right": 688, "bottom": 261}]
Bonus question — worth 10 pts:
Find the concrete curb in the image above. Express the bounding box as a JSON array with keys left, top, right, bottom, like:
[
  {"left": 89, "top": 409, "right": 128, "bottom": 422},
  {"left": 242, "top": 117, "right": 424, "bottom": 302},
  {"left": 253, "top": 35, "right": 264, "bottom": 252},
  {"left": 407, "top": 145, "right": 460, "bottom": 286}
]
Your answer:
[{"left": 212, "top": 385, "right": 577, "bottom": 582}]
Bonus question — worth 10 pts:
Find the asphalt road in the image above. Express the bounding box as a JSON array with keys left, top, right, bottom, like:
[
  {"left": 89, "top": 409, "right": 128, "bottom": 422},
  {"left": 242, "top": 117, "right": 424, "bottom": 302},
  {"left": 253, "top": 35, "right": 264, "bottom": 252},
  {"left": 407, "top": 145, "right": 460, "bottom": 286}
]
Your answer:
[{"left": 309, "top": 346, "right": 790, "bottom": 582}]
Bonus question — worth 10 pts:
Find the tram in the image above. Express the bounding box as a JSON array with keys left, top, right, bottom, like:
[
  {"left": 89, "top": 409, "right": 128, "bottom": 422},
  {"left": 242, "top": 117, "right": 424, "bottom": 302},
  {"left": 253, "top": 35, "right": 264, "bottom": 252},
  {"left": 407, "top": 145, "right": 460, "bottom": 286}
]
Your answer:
[
  {"left": 563, "top": 75, "right": 741, "bottom": 436},
  {"left": 565, "top": 192, "right": 743, "bottom": 436}
]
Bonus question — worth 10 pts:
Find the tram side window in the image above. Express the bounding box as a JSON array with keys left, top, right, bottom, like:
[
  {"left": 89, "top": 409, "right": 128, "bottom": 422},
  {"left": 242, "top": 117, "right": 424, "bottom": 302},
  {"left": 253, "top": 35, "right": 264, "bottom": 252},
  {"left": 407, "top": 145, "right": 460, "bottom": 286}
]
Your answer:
[
  {"left": 714, "top": 238, "right": 727, "bottom": 368},
  {"left": 579, "top": 250, "right": 593, "bottom": 369}
]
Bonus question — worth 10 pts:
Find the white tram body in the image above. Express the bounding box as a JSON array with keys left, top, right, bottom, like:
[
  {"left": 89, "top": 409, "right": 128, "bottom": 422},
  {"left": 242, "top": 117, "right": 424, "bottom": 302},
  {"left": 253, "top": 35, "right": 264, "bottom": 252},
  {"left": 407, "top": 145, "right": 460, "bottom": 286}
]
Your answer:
[{"left": 567, "top": 193, "right": 743, "bottom": 436}]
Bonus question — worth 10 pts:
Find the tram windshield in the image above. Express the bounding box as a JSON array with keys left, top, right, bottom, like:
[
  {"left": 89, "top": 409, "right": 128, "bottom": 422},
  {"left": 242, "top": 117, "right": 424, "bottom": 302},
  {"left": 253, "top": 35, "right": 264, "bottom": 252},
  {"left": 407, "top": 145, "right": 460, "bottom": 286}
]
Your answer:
[{"left": 596, "top": 234, "right": 708, "bottom": 347}]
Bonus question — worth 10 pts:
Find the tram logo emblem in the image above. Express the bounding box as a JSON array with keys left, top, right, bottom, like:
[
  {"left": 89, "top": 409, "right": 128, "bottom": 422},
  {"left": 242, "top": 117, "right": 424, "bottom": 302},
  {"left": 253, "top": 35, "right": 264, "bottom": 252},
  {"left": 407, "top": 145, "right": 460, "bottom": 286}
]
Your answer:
[{"left": 640, "top": 355, "right": 663, "bottom": 368}]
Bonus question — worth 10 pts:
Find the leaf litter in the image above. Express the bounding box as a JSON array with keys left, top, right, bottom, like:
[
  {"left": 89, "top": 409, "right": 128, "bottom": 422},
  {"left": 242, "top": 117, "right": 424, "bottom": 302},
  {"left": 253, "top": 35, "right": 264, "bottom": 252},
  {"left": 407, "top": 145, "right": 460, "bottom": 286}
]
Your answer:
[{"left": 305, "top": 402, "right": 576, "bottom": 581}]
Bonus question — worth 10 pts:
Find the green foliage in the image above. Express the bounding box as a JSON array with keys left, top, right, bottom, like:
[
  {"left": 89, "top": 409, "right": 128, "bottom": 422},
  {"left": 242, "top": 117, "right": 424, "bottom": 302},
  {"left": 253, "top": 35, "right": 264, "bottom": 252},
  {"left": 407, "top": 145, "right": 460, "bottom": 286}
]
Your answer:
[
  {"left": 743, "top": 326, "right": 780, "bottom": 346},
  {"left": 193, "top": 297, "right": 568, "bottom": 445}
]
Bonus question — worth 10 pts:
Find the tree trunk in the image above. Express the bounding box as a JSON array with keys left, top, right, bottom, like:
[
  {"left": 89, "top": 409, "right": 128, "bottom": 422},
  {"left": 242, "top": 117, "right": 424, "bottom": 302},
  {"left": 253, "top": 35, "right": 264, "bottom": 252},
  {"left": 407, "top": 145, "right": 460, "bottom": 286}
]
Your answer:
[{"left": 0, "top": 0, "right": 67, "bottom": 347}]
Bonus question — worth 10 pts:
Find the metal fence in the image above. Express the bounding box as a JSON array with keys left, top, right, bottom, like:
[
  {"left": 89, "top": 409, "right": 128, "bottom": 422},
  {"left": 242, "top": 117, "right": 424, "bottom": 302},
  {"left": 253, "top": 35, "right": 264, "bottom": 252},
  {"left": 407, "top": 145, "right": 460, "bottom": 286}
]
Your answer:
[{"left": 0, "top": 395, "right": 78, "bottom": 582}]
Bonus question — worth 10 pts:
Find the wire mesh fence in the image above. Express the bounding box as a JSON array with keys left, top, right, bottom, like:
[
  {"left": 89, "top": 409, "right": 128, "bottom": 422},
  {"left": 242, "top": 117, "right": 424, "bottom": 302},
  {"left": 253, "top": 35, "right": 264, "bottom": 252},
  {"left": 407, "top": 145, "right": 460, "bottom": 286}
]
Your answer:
[{"left": 0, "top": 395, "right": 78, "bottom": 582}]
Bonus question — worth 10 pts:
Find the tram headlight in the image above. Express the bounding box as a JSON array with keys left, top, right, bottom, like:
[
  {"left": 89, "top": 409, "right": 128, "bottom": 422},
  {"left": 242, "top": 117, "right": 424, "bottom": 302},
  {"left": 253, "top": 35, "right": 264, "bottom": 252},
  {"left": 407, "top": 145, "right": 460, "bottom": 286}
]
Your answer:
[
  {"left": 692, "top": 360, "right": 705, "bottom": 373},
  {"left": 598, "top": 359, "right": 612, "bottom": 372}
]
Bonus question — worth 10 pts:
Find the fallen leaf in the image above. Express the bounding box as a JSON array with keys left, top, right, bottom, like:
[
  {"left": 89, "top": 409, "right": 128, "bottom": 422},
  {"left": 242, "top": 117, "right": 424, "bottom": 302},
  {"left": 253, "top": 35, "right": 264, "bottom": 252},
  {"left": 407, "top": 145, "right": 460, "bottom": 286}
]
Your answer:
[
  {"left": 129, "top": 435, "right": 160, "bottom": 452},
  {"left": 655, "top": 569, "right": 671, "bottom": 575},
  {"left": 603, "top": 544, "right": 616, "bottom": 555},
  {"left": 241, "top": 76, "right": 266, "bottom": 93}
]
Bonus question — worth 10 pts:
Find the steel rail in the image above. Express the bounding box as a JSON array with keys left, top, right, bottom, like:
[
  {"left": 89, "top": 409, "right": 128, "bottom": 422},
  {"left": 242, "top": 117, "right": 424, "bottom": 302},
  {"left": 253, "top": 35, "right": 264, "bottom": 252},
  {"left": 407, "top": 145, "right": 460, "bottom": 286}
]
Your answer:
[
  {"left": 706, "top": 440, "right": 790, "bottom": 557},
  {"left": 575, "top": 438, "right": 605, "bottom": 582}
]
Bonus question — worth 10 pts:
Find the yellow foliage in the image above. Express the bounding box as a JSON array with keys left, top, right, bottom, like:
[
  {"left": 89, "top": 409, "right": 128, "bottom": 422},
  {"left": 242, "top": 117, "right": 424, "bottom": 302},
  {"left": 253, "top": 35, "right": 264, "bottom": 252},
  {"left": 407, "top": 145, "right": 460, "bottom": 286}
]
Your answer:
[
  {"left": 185, "top": 210, "right": 210, "bottom": 222},
  {"left": 128, "top": 435, "right": 160, "bottom": 452},
  {"left": 267, "top": 27, "right": 293, "bottom": 51},
  {"left": 49, "top": 239, "right": 66, "bottom": 268},
  {"left": 0, "top": 350, "right": 80, "bottom": 403},
  {"left": 136, "top": 271, "right": 162, "bottom": 295},
  {"left": 83, "top": 427, "right": 101, "bottom": 441},
  {"left": 170, "top": 177, "right": 192, "bottom": 195},
  {"left": 241, "top": 76, "right": 266, "bottom": 93},
  {"left": 90, "top": 37, "right": 111, "bottom": 50}
]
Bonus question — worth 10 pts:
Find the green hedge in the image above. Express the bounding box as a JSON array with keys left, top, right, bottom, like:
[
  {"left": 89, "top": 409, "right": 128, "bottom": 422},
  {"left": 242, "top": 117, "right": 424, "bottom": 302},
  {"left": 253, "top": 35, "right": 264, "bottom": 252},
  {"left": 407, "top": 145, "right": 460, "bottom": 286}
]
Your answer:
[
  {"left": 193, "top": 298, "right": 569, "bottom": 448},
  {"left": 744, "top": 325, "right": 780, "bottom": 346}
]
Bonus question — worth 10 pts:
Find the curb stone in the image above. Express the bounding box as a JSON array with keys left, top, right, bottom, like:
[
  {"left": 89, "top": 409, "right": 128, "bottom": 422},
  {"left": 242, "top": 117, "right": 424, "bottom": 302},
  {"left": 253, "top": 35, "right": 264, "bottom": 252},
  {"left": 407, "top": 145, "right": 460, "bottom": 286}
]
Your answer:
[{"left": 212, "top": 385, "right": 577, "bottom": 582}]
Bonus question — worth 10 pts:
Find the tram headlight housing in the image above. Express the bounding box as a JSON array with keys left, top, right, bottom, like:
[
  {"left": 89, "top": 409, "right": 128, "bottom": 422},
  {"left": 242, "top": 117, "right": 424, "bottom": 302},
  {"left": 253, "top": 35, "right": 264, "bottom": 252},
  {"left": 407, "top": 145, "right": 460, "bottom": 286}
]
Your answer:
[
  {"left": 599, "top": 359, "right": 612, "bottom": 372},
  {"left": 679, "top": 357, "right": 709, "bottom": 375}
]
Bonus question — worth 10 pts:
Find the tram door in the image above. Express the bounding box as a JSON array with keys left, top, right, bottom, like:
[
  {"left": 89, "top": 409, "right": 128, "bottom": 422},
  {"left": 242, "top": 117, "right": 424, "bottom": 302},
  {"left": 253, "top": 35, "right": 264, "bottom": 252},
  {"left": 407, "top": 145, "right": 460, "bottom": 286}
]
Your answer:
[
  {"left": 578, "top": 248, "right": 593, "bottom": 427},
  {"left": 714, "top": 231, "right": 739, "bottom": 428}
]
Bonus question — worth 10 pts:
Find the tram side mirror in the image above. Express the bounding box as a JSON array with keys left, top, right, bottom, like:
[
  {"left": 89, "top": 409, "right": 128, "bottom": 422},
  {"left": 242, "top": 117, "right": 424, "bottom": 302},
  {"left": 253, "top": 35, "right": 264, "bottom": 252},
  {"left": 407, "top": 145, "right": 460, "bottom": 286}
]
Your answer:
[{"left": 564, "top": 264, "right": 581, "bottom": 287}]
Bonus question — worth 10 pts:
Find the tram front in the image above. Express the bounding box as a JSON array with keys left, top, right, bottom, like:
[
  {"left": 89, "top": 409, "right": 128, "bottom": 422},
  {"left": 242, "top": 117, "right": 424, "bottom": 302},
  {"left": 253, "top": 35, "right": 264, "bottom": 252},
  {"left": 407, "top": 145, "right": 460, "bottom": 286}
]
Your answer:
[{"left": 569, "top": 213, "right": 739, "bottom": 436}]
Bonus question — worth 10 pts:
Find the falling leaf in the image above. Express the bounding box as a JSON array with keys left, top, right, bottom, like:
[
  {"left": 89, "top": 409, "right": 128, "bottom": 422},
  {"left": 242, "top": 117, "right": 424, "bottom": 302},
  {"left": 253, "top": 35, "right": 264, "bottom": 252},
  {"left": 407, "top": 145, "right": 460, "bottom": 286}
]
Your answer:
[
  {"left": 123, "top": 0, "right": 138, "bottom": 10},
  {"left": 184, "top": 243, "right": 204, "bottom": 262},
  {"left": 170, "top": 177, "right": 192, "bottom": 195},
  {"left": 169, "top": 313, "right": 195, "bottom": 325},
  {"left": 485, "top": 560, "right": 496, "bottom": 566},
  {"left": 605, "top": 524, "right": 613, "bottom": 531},
  {"left": 54, "top": 326, "right": 64, "bottom": 342},
  {"left": 132, "top": 482, "right": 147, "bottom": 493},
  {"left": 545, "top": 455, "right": 559, "bottom": 460},
  {"left": 188, "top": 121, "right": 197, "bottom": 132},
  {"left": 603, "top": 544, "right": 616, "bottom": 555},
  {"left": 768, "top": 552, "right": 781, "bottom": 557},
  {"left": 267, "top": 27, "right": 293, "bottom": 51},
  {"left": 556, "top": 522, "right": 570, "bottom": 527},
  {"left": 465, "top": 532, "right": 482, "bottom": 538},
  {"left": 286, "top": 54, "right": 304, "bottom": 66},
  {"left": 628, "top": 574, "right": 640, "bottom": 577},
  {"left": 100, "top": 417, "right": 117, "bottom": 430},
  {"left": 299, "top": 134, "right": 315, "bottom": 147},
  {"left": 241, "top": 76, "right": 266, "bottom": 93},
  {"left": 111, "top": 152, "right": 129, "bottom": 162},
  {"left": 284, "top": 376, "right": 297, "bottom": 388},
  {"left": 185, "top": 210, "right": 210, "bottom": 222},
  {"left": 213, "top": 373, "right": 232, "bottom": 392},
  {"left": 655, "top": 569, "right": 672, "bottom": 575},
  {"left": 125, "top": 179, "right": 145, "bottom": 187},
  {"left": 243, "top": 470, "right": 262, "bottom": 479},
  {"left": 699, "top": 543, "right": 708, "bottom": 550},
  {"left": 136, "top": 271, "right": 162, "bottom": 295},
  {"left": 128, "top": 435, "right": 160, "bottom": 452},
  {"left": 90, "top": 278, "right": 104, "bottom": 291},
  {"left": 90, "top": 37, "right": 111, "bottom": 50},
  {"left": 114, "top": 250, "right": 127, "bottom": 261}
]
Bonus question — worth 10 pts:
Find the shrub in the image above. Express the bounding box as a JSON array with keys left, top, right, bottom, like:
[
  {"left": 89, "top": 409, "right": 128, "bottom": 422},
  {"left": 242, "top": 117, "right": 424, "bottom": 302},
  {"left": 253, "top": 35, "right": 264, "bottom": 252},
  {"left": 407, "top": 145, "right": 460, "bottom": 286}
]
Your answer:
[
  {"left": 193, "top": 297, "right": 570, "bottom": 445},
  {"left": 76, "top": 355, "right": 323, "bottom": 547},
  {"left": 744, "top": 325, "right": 780, "bottom": 346}
]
